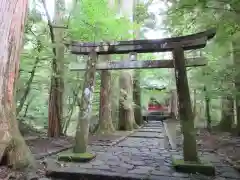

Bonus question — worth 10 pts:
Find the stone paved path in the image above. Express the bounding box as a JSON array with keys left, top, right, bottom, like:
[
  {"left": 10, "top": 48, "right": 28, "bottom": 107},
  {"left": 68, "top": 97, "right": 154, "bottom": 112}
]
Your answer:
[{"left": 46, "top": 120, "right": 240, "bottom": 180}]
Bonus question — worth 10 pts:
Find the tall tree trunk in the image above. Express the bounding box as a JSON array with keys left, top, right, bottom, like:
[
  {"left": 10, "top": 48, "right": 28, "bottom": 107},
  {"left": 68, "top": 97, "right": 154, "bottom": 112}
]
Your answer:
[
  {"left": 43, "top": 0, "right": 65, "bottom": 137},
  {"left": 97, "top": 57, "right": 115, "bottom": 134},
  {"left": 133, "top": 69, "right": 142, "bottom": 126},
  {"left": 203, "top": 85, "right": 211, "bottom": 131},
  {"left": 74, "top": 50, "right": 97, "bottom": 153},
  {"left": 0, "top": 0, "right": 35, "bottom": 169},
  {"left": 132, "top": 1, "right": 142, "bottom": 126},
  {"left": 118, "top": 70, "right": 138, "bottom": 130},
  {"left": 233, "top": 41, "right": 240, "bottom": 135},
  {"left": 192, "top": 89, "right": 197, "bottom": 118},
  {"left": 131, "top": 0, "right": 143, "bottom": 126},
  {"left": 219, "top": 95, "right": 234, "bottom": 132},
  {"left": 117, "top": 0, "right": 138, "bottom": 130},
  {"left": 231, "top": 0, "right": 240, "bottom": 136},
  {"left": 111, "top": 72, "right": 119, "bottom": 126}
]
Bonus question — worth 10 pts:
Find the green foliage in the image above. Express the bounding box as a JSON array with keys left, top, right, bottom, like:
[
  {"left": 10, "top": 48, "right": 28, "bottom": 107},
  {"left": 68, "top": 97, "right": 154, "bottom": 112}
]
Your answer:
[
  {"left": 68, "top": 0, "right": 132, "bottom": 41},
  {"left": 18, "top": 0, "right": 138, "bottom": 133},
  {"left": 161, "top": 0, "right": 240, "bottom": 122},
  {"left": 134, "top": 3, "right": 150, "bottom": 24},
  {"left": 18, "top": 0, "right": 172, "bottom": 134}
]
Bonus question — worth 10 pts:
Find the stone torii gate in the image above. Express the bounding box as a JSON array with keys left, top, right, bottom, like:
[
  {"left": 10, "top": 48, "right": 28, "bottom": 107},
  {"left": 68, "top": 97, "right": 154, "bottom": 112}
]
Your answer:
[{"left": 67, "top": 29, "right": 216, "bottom": 165}]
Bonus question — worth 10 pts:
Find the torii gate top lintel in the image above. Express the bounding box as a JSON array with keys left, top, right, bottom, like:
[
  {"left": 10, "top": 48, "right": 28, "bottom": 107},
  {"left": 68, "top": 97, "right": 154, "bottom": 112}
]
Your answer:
[{"left": 67, "top": 28, "right": 216, "bottom": 55}]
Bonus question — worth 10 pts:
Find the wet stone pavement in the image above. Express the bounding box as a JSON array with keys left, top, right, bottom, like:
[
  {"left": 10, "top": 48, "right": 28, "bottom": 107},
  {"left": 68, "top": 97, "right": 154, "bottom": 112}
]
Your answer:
[{"left": 46, "top": 121, "right": 240, "bottom": 180}]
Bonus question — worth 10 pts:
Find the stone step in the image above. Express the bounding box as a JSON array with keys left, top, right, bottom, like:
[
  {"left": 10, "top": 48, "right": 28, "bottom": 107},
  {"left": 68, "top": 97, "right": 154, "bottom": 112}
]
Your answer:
[
  {"left": 142, "top": 126, "right": 162, "bottom": 129},
  {"left": 117, "top": 137, "right": 165, "bottom": 148},
  {"left": 137, "top": 129, "right": 163, "bottom": 133},
  {"left": 129, "top": 132, "right": 165, "bottom": 138},
  {"left": 145, "top": 125, "right": 162, "bottom": 127}
]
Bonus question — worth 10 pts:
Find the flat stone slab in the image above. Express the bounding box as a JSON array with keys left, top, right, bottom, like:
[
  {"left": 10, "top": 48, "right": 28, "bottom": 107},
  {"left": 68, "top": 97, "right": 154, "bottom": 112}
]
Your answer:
[
  {"left": 144, "top": 124, "right": 163, "bottom": 128},
  {"left": 129, "top": 132, "right": 164, "bottom": 138},
  {"left": 46, "top": 159, "right": 149, "bottom": 180},
  {"left": 137, "top": 129, "right": 163, "bottom": 133},
  {"left": 146, "top": 121, "right": 162, "bottom": 124},
  {"left": 117, "top": 137, "right": 165, "bottom": 148},
  {"left": 145, "top": 124, "right": 162, "bottom": 127},
  {"left": 143, "top": 127, "right": 162, "bottom": 130},
  {"left": 147, "top": 121, "right": 162, "bottom": 123}
]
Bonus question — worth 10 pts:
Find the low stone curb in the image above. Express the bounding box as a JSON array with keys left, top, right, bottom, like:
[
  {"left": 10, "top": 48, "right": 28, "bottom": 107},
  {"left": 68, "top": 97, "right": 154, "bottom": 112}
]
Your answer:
[
  {"left": 46, "top": 167, "right": 148, "bottom": 180},
  {"left": 35, "top": 145, "right": 73, "bottom": 160},
  {"left": 163, "top": 121, "right": 176, "bottom": 149}
]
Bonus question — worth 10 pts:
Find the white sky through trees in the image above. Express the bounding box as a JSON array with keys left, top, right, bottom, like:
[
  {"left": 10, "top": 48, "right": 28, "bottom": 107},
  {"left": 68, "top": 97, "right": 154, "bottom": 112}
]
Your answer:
[{"left": 37, "top": 0, "right": 167, "bottom": 39}]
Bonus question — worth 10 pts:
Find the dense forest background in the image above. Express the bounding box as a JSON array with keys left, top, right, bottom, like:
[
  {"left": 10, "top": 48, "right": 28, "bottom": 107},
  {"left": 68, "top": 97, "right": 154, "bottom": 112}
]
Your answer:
[
  {"left": 18, "top": 0, "right": 172, "bottom": 136},
  {"left": 18, "top": 0, "right": 239, "bottom": 136},
  {"left": 0, "top": 0, "right": 239, "bottom": 174}
]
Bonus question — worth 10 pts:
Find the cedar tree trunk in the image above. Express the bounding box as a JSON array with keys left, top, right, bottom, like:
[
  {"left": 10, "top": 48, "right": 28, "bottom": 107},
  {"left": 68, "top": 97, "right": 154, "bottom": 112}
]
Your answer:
[
  {"left": 219, "top": 95, "right": 234, "bottom": 132},
  {"left": 0, "top": 0, "right": 35, "bottom": 169},
  {"left": 97, "top": 66, "right": 115, "bottom": 134},
  {"left": 47, "top": 0, "right": 65, "bottom": 137},
  {"left": 118, "top": 70, "right": 138, "bottom": 130}
]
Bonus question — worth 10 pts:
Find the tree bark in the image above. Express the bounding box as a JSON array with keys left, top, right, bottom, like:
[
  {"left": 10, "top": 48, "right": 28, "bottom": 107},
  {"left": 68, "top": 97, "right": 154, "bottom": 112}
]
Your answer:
[
  {"left": 219, "top": 95, "right": 234, "bottom": 132},
  {"left": 43, "top": 0, "right": 65, "bottom": 137},
  {"left": 97, "top": 64, "right": 115, "bottom": 134},
  {"left": 173, "top": 46, "right": 198, "bottom": 162},
  {"left": 0, "top": 0, "right": 35, "bottom": 169},
  {"left": 118, "top": 70, "right": 138, "bottom": 130},
  {"left": 131, "top": 52, "right": 143, "bottom": 126},
  {"left": 111, "top": 72, "right": 119, "bottom": 125},
  {"left": 230, "top": 0, "right": 240, "bottom": 136},
  {"left": 74, "top": 50, "right": 97, "bottom": 153},
  {"left": 232, "top": 41, "right": 240, "bottom": 136},
  {"left": 133, "top": 69, "right": 143, "bottom": 126},
  {"left": 203, "top": 85, "right": 211, "bottom": 131},
  {"left": 192, "top": 89, "right": 197, "bottom": 118}
]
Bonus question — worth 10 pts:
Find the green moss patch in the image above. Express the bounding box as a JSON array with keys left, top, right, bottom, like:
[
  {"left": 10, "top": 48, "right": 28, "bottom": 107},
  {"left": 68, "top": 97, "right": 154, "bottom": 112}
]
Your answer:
[
  {"left": 57, "top": 152, "right": 96, "bottom": 162},
  {"left": 171, "top": 156, "right": 215, "bottom": 176}
]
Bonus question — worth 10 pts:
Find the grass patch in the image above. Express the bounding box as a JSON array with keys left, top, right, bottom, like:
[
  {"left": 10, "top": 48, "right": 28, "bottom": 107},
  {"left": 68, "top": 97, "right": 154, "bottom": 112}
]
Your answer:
[
  {"left": 172, "top": 156, "right": 215, "bottom": 176},
  {"left": 58, "top": 151, "right": 96, "bottom": 162}
]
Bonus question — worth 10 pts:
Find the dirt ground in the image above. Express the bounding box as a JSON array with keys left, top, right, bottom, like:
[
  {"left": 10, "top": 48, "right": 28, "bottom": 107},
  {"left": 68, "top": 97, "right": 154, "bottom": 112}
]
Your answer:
[
  {"left": 196, "top": 128, "right": 240, "bottom": 168},
  {"left": 165, "top": 119, "right": 240, "bottom": 171},
  {"left": 0, "top": 130, "right": 133, "bottom": 179}
]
